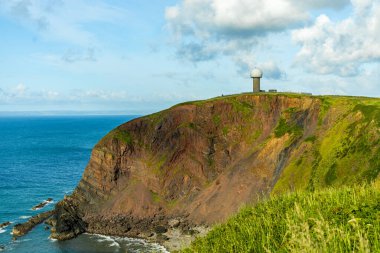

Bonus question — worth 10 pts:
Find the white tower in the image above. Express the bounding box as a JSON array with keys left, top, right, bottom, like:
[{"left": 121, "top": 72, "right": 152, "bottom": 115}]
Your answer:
[{"left": 250, "top": 68, "right": 263, "bottom": 93}]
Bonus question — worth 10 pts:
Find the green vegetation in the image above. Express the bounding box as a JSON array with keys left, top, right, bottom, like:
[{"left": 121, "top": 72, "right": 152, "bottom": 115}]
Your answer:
[
  {"left": 113, "top": 128, "right": 132, "bottom": 144},
  {"left": 188, "top": 122, "right": 196, "bottom": 130},
  {"left": 222, "top": 126, "right": 229, "bottom": 136},
  {"left": 274, "top": 117, "right": 303, "bottom": 138},
  {"left": 149, "top": 155, "right": 167, "bottom": 176},
  {"left": 212, "top": 115, "right": 221, "bottom": 125},
  {"left": 150, "top": 190, "right": 161, "bottom": 203},
  {"left": 273, "top": 96, "right": 380, "bottom": 195},
  {"left": 274, "top": 106, "right": 305, "bottom": 139},
  {"left": 304, "top": 135, "right": 316, "bottom": 143},
  {"left": 318, "top": 97, "right": 332, "bottom": 125},
  {"left": 182, "top": 182, "right": 380, "bottom": 253},
  {"left": 178, "top": 121, "right": 198, "bottom": 131},
  {"left": 230, "top": 99, "right": 253, "bottom": 116},
  {"left": 96, "top": 127, "right": 133, "bottom": 147},
  {"left": 325, "top": 163, "right": 338, "bottom": 185},
  {"left": 354, "top": 104, "right": 380, "bottom": 127}
]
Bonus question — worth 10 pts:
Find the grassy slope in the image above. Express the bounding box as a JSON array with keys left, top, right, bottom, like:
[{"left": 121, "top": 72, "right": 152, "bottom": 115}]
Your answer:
[
  {"left": 179, "top": 94, "right": 380, "bottom": 252},
  {"left": 273, "top": 95, "right": 380, "bottom": 194},
  {"left": 182, "top": 182, "right": 380, "bottom": 253}
]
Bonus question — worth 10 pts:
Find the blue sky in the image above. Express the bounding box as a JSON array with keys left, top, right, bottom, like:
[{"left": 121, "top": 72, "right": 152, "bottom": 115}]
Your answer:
[{"left": 0, "top": 0, "right": 379, "bottom": 114}]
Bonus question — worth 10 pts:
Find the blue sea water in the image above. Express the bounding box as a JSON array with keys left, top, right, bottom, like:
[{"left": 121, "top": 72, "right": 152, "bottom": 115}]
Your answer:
[{"left": 0, "top": 116, "right": 168, "bottom": 253}]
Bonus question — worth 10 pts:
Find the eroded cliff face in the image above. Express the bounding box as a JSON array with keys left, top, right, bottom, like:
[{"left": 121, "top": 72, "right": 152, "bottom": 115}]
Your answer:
[{"left": 51, "top": 94, "right": 380, "bottom": 248}]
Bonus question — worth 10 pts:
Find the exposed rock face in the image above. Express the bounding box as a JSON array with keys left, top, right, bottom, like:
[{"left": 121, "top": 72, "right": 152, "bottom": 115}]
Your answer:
[
  {"left": 50, "top": 196, "right": 86, "bottom": 240},
  {"left": 51, "top": 94, "right": 380, "bottom": 249}
]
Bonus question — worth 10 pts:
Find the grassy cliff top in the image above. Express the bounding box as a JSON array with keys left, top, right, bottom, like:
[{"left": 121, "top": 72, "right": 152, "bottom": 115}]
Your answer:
[
  {"left": 174, "top": 92, "right": 380, "bottom": 106},
  {"left": 142, "top": 92, "right": 380, "bottom": 124}
]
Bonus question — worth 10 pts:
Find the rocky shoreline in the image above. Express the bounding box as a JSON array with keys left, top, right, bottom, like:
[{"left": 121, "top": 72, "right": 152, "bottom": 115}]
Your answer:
[
  {"left": 49, "top": 196, "right": 209, "bottom": 251},
  {"left": 84, "top": 216, "right": 210, "bottom": 251}
]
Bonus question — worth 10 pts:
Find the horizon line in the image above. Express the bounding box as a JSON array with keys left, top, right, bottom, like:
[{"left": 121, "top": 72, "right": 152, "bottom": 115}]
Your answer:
[{"left": 0, "top": 111, "right": 146, "bottom": 116}]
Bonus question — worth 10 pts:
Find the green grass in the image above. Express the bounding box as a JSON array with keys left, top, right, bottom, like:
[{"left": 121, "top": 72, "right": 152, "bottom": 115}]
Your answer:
[
  {"left": 222, "top": 126, "right": 229, "bottom": 136},
  {"left": 150, "top": 155, "right": 167, "bottom": 176},
  {"left": 318, "top": 97, "right": 332, "bottom": 126},
  {"left": 113, "top": 128, "right": 132, "bottom": 144},
  {"left": 181, "top": 182, "right": 380, "bottom": 253},
  {"left": 274, "top": 117, "right": 303, "bottom": 138},
  {"left": 213, "top": 115, "right": 221, "bottom": 125},
  {"left": 273, "top": 96, "right": 380, "bottom": 194},
  {"left": 354, "top": 104, "right": 380, "bottom": 127},
  {"left": 150, "top": 190, "right": 161, "bottom": 203},
  {"left": 96, "top": 127, "right": 133, "bottom": 147},
  {"left": 304, "top": 135, "right": 316, "bottom": 143}
]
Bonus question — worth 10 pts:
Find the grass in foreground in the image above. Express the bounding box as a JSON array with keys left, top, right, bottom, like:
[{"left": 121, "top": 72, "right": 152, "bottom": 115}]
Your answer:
[{"left": 181, "top": 182, "right": 380, "bottom": 253}]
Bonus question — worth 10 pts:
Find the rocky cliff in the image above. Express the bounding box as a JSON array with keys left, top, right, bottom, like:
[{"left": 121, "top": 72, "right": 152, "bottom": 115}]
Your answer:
[{"left": 50, "top": 93, "right": 380, "bottom": 250}]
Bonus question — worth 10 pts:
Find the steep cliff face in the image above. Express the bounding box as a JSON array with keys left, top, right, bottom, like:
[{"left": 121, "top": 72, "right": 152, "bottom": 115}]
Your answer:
[{"left": 51, "top": 94, "right": 380, "bottom": 246}]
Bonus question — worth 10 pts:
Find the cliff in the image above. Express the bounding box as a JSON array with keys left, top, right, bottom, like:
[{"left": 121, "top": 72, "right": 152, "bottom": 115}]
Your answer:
[{"left": 50, "top": 93, "right": 380, "bottom": 249}]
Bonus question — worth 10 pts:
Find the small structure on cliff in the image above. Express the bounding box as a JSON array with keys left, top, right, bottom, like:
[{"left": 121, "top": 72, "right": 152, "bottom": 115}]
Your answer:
[{"left": 250, "top": 68, "right": 263, "bottom": 93}]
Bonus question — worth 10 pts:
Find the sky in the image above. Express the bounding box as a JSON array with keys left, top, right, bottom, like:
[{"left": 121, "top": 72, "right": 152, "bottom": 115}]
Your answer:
[{"left": 0, "top": 0, "right": 379, "bottom": 114}]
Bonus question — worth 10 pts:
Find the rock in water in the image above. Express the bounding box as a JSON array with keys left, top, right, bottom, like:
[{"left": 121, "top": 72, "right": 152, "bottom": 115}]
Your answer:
[
  {"left": 0, "top": 222, "right": 11, "bottom": 229},
  {"left": 32, "top": 198, "right": 53, "bottom": 210},
  {"left": 50, "top": 196, "right": 86, "bottom": 240},
  {"left": 13, "top": 210, "right": 55, "bottom": 237}
]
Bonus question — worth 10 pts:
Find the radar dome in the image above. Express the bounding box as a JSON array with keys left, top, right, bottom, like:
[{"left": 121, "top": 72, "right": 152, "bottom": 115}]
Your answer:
[{"left": 250, "top": 68, "right": 263, "bottom": 78}]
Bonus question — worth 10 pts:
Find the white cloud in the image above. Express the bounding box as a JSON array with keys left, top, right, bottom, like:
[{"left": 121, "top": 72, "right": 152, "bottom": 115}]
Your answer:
[
  {"left": 166, "top": 0, "right": 343, "bottom": 40},
  {"left": 165, "top": 0, "right": 306, "bottom": 61},
  {"left": 165, "top": 0, "right": 350, "bottom": 76},
  {"left": 14, "top": 83, "right": 27, "bottom": 96},
  {"left": 68, "top": 89, "right": 131, "bottom": 101},
  {"left": 292, "top": 0, "right": 380, "bottom": 76},
  {"left": 0, "top": 0, "right": 126, "bottom": 46},
  {"left": 299, "top": 0, "right": 350, "bottom": 10},
  {"left": 261, "top": 61, "right": 287, "bottom": 80},
  {"left": 0, "top": 84, "right": 133, "bottom": 103},
  {"left": 0, "top": 84, "right": 200, "bottom": 113}
]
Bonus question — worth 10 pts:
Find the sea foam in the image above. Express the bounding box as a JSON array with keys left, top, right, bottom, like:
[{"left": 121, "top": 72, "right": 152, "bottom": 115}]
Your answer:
[
  {"left": 87, "top": 233, "right": 169, "bottom": 252},
  {"left": 19, "top": 216, "right": 31, "bottom": 219}
]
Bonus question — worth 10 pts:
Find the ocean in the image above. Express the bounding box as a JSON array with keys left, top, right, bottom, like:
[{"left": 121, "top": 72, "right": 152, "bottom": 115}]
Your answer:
[{"left": 0, "top": 116, "right": 168, "bottom": 253}]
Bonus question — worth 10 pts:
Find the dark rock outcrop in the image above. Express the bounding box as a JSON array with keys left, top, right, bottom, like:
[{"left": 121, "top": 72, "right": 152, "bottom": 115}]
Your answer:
[
  {"left": 50, "top": 197, "right": 86, "bottom": 240},
  {"left": 32, "top": 198, "right": 53, "bottom": 210},
  {"left": 13, "top": 210, "right": 54, "bottom": 237},
  {"left": 0, "top": 222, "right": 11, "bottom": 229}
]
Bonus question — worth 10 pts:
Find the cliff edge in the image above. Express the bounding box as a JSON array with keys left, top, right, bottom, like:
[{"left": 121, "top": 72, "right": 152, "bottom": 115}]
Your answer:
[{"left": 50, "top": 93, "right": 380, "bottom": 250}]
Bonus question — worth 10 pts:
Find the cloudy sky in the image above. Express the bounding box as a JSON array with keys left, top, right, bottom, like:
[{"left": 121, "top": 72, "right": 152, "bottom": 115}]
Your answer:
[{"left": 0, "top": 0, "right": 379, "bottom": 114}]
